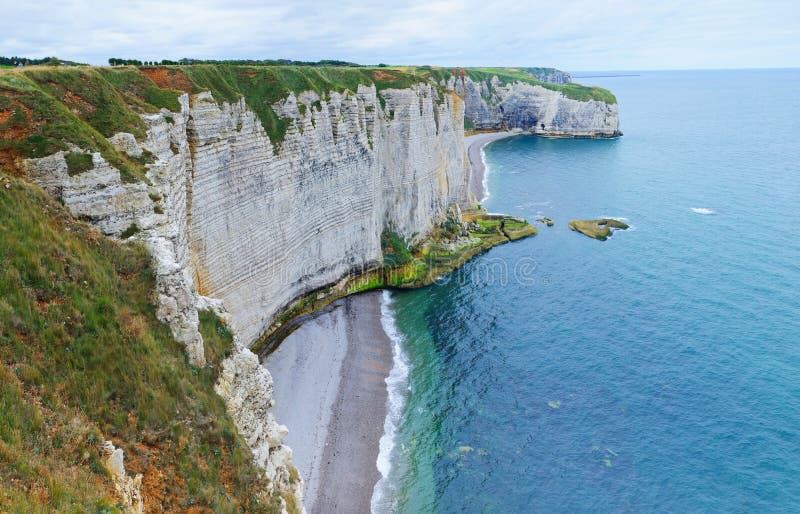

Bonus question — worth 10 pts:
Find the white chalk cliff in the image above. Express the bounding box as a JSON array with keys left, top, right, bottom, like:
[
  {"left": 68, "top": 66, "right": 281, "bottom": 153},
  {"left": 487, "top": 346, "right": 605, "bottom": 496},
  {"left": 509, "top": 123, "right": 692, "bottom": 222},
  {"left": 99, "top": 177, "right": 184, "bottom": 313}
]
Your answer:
[
  {"left": 21, "top": 74, "right": 618, "bottom": 509},
  {"left": 452, "top": 76, "right": 620, "bottom": 137}
]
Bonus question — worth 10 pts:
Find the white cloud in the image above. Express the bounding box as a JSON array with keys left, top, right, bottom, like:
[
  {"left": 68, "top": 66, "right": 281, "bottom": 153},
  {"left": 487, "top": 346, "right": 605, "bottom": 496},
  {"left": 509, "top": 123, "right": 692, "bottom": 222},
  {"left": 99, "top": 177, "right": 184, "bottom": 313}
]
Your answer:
[{"left": 0, "top": 0, "right": 797, "bottom": 69}]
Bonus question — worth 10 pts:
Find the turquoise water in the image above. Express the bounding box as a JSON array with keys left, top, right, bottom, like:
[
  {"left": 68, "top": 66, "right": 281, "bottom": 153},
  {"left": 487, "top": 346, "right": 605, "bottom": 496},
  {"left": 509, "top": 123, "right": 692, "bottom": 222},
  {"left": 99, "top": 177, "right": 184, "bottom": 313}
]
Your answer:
[{"left": 386, "top": 69, "right": 800, "bottom": 512}]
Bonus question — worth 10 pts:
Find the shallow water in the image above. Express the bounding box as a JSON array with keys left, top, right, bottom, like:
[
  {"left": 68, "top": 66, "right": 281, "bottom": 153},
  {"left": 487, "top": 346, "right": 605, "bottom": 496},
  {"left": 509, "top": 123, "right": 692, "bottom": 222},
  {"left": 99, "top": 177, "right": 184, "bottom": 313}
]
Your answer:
[{"left": 385, "top": 69, "right": 800, "bottom": 512}]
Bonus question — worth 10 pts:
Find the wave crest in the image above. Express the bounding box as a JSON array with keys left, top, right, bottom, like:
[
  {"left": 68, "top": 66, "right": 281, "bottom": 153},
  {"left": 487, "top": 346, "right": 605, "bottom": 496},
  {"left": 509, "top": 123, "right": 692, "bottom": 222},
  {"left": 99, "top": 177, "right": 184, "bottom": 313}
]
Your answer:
[{"left": 370, "top": 290, "right": 410, "bottom": 513}]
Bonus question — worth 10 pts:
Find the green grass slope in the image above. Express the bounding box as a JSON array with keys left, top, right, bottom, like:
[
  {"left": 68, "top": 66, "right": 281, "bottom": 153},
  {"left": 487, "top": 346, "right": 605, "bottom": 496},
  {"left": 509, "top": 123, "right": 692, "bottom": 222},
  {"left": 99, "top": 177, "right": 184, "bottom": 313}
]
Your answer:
[
  {"left": 464, "top": 67, "right": 616, "bottom": 104},
  {"left": 0, "top": 173, "right": 283, "bottom": 513},
  {"left": 1, "top": 64, "right": 614, "bottom": 173},
  {"left": 0, "top": 71, "right": 154, "bottom": 183}
]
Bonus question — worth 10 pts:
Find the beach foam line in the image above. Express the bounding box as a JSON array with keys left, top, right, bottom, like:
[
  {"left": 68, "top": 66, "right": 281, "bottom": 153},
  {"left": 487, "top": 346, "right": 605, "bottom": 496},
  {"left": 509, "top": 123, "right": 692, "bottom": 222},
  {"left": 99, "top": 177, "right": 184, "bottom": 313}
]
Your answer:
[
  {"left": 691, "top": 207, "right": 716, "bottom": 215},
  {"left": 480, "top": 145, "right": 491, "bottom": 203},
  {"left": 370, "top": 290, "right": 410, "bottom": 514}
]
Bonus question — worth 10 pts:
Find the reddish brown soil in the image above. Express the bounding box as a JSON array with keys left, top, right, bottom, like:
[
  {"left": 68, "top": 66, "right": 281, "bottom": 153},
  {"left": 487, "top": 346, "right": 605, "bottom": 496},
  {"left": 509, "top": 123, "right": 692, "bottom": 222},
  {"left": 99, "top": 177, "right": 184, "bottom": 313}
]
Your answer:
[
  {"left": 142, "top": 68, "right": 194, "bottom": 93},
  {"left": 64, "top": 90, "right": 96, "bottom": 115},
  {"left": 0, "top": 99, "right": 34, "bottom": 172},
  {"left": 371, "top": 70, "right": 397, "bottom": 81}
]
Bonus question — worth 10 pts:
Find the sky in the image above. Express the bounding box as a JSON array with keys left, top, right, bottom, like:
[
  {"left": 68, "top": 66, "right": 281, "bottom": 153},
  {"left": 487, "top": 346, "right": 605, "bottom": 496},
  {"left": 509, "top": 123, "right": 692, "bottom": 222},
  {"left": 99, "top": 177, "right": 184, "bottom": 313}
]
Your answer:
[{"left": 2, "top": 0, "right": 798, "bottom": 71}]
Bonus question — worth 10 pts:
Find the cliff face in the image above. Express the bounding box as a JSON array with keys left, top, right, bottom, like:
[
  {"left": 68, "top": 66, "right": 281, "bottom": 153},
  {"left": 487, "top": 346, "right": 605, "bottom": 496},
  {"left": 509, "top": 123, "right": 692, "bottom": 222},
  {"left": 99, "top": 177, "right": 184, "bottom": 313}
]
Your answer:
[
  {"left": 455, "top": 76, "right": 620, "bottom": 137},
  {"left": 188, "top": 84, "right": 470, "bottom": 345},
  {"left": 523, "top": 67, "right": 572, "bottom": 84},
  {"left": 18, "top": 79, "right": 470, "bottom": 509},
  {"left": 7, "top": 65, "right": 618, "bottom": 510}
]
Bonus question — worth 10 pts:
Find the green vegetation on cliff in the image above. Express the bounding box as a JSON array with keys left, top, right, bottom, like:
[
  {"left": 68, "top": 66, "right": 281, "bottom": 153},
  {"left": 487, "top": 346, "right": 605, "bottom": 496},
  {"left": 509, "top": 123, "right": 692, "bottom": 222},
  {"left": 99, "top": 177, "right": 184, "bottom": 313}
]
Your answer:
[
  {"left": 0, "top": 64, "right": 451, "bottom": 165},
  {"left": 465, "top": 67, "right": 616, "bottom": 104},
  {"left": 1, "top": 63, "right": 615, "bottom": 175},
  {"left": 0, "top": 70, "right": 155, "bottom": 182},
  {"left": 253, "top": 208, "right": 537, "bottom": 354},
  {"left": 172, "top": 64, "right": 450, "bottom": 140},
  {"left": 0, "top": 174, "right": 282, "bottom": 512}
]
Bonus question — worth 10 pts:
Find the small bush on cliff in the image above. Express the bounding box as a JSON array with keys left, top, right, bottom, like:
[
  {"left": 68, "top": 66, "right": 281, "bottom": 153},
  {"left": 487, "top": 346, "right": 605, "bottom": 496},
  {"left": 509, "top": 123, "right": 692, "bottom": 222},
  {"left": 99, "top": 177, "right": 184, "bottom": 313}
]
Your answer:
[
  {"left": 119, "top": 223, "right": 140, "bottom": 239},
  {"left": 64, "top": 151, "right": 94, "bottom": 176},
  {"left": 0, "top": 174, "right": 281, "bottom": 512},
  {"left": 381, "top": 229, "right": 412, "bottom": 267}
]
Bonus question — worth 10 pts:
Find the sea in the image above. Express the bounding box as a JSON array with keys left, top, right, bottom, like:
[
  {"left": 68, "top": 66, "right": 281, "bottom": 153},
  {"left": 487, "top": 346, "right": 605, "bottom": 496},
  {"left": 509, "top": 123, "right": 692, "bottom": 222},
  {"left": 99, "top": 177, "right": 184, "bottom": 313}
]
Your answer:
[{"left": 371, "top": 69, "right": 800, "bottom": 513}]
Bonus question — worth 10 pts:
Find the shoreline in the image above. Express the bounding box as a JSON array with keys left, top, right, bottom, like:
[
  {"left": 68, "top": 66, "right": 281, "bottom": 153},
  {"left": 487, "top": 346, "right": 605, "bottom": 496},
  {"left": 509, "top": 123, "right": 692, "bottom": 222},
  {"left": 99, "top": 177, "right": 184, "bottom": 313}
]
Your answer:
[
  {"left": 465, "top": 130, "right": 520, "bottom": 202},
  {"left": 264, "top": 291, "right": 392, "bottom": 513},
  {"left": 262, "top": 130, "right": 531, "bottom": 513}
]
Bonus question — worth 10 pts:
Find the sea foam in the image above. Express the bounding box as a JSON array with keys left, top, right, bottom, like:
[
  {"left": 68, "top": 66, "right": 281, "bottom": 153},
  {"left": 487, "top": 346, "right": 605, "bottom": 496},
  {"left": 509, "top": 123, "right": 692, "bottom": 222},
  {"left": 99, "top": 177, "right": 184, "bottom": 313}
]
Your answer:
[
  {"left": 480, "top": 146, "right": 491, "bottom": 203},
  {"left": 370, "top": 290, "right": 411, "bottom": 513}
]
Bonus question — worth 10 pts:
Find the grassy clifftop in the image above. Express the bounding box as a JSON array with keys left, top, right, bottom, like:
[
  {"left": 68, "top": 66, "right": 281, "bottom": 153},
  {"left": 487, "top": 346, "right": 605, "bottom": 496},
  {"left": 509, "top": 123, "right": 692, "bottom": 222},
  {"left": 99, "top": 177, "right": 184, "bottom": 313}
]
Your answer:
[
  {"left": 0, "top": 64, "right": 450, "bottom": 170},
  {"left": 0, "top": 173, "right": 285, "bottom": 512},
  {"left": 0, "top": 64, "right": 615, "bottom": 175},
  {"left": 384, "top": 66, "right": 615, "bottom": 103},
  {"left": 463, "top": 67, "right": 617, "bottom": 104}
]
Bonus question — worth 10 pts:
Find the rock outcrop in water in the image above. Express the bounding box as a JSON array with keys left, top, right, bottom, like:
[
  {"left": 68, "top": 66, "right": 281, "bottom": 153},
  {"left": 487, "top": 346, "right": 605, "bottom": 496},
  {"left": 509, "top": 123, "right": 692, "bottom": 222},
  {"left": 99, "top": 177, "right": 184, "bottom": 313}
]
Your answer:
[
  {"left": 568, "top": 218, "right": 630, "bottom": 240},
  {"left": 11, "top": 65, "right": 618, "bottom": 509}
]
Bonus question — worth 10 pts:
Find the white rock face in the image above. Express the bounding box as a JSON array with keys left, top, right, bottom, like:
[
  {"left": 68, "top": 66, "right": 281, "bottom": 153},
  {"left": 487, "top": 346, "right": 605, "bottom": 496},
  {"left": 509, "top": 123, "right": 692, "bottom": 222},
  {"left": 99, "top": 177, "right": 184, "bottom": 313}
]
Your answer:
[
  {"left": 108, "top": 132, "right": 144, "bottom": 157},
  {"left": 188, "top": 84, "right": 471, "bottom": 344},
  {"left": 100, "top": 439, "right": 144, "bottom": 514},
  {"left": 21, "top": 150, "right": 155, "bottom": 237},
  {"left": 451, "top": 76, "right": 620, "bottom": 137},
  {"left": 526, "top": 68, "right": 572, "bottom": 84},
  {"left": 20, "top": 78, "right": 614, "bottom": 510},
  {"left": 137, "top": 97, "right": 206, "bottom": 366},
  {"left": 215, "top": 330, "right": 304, "bottom": 507}
]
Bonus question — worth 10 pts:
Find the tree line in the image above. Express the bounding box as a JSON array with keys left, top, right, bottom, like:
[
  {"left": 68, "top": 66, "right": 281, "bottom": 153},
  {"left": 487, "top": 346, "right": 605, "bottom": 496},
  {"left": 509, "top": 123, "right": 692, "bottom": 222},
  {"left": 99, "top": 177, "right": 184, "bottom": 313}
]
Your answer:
[
  {"left": 0, "top": 56, "right": 64, "bottom": 66},
  {"left": 108, "top": 58, "right": 365, "bottom": 67}
]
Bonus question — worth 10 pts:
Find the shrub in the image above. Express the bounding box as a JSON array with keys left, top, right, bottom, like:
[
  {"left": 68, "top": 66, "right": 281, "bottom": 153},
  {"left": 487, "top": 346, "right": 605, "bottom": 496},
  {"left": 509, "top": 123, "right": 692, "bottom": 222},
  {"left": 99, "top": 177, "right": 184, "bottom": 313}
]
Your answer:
[
  {"left": 381, "top": 229, "right": 412, "bottom": 267},
  {"left": 119, "top": 223, "right": 140, "bottom": 239},
  {"left": 64, "top": 152, "right": 94, "bottom": 176}
]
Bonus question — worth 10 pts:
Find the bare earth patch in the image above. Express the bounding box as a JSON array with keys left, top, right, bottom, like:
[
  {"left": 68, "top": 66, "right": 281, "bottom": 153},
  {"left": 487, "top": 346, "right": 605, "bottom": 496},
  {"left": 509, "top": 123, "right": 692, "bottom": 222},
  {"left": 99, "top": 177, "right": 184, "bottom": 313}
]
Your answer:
[{"left": 142, "top": 67, "right": 194, "bottom": 93}]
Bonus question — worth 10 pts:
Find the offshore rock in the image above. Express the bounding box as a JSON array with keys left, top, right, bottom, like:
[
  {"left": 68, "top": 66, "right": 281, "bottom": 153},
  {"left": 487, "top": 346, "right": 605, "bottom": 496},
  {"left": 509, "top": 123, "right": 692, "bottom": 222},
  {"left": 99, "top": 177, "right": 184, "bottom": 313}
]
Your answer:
[{"left": 568, "top": 218, "right": 630, "bottom": 240}]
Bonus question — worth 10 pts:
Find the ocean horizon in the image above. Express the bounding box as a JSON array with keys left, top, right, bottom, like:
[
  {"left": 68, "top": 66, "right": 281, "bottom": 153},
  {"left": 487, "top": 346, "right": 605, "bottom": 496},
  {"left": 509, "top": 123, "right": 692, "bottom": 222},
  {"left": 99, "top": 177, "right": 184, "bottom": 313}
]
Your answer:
[{"left": 379, "top": 68, "right": 800, "bottom": 512}]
